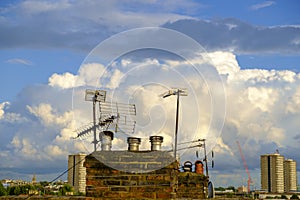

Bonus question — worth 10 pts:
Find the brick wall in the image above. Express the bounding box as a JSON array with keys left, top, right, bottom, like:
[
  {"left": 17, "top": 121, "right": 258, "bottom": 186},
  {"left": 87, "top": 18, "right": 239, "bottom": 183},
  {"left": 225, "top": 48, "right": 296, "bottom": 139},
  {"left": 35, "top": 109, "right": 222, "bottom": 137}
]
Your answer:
[
  {"left": 84, "top": 151, "right": 178, "bottom": 199},
  {"left": 84, "top": 151, "right": 208, "bottom": 199},
  {"left": 177, "top": 172, "right": 208, "bottom": 199}
]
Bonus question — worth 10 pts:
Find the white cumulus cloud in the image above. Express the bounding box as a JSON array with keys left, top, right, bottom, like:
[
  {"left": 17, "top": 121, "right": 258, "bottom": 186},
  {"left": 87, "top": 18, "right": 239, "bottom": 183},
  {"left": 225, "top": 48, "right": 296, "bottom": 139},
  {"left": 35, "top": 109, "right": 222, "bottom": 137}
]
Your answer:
[
  {"left": 0, "top": 102, "right": 9, "bottom": 119},
  {"left": 1, "top": 50, "right": 300, "bottom": 188},
  {"left": 48, "top": 72, "right": 80, "bottom": 89},
  {"left": 48, "top": 63, "right": 107, "bottom": 89}
]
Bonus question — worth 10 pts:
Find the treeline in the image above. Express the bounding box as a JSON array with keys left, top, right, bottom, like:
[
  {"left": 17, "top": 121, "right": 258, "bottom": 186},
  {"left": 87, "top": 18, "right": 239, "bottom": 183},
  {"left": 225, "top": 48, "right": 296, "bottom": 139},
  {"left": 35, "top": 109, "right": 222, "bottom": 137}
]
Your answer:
[
  {"left": 0, "top": 182, "right": 74, "bottom": 196},
  {"left": 266, "top": 194, "right": 299, "bottom": 199},
  {"left": 214, "top": 186, "right": 237, "bottom": 192}
]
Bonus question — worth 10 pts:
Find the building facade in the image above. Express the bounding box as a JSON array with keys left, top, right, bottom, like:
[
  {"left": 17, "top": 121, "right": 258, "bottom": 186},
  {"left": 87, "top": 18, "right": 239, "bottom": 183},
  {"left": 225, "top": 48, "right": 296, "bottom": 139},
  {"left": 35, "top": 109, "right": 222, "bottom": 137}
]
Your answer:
[
  {"left": 261, "top": 154, "right": 297, "bottom": 193},
  {"left": 284, "top": 159, "right": 297, "bottom": 192},
  {"left": 261, "top": 154, "right": 285, "bottom": 193},
  {"left": 67, "top": 153, "right": 86, "bottom": 194}
]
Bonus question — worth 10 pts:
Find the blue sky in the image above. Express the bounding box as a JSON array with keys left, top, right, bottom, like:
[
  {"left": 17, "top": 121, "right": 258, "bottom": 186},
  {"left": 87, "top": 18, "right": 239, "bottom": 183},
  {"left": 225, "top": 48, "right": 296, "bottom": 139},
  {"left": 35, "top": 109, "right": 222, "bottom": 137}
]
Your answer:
[
  {"left": 1, "top": 0, "right": 300, "bottom": 101},
  {"left": 0, "top": 0, "right": 300, "bottom": 188},
  {"left": 198, "top": 0, "right": 300, "bottom": 26}
]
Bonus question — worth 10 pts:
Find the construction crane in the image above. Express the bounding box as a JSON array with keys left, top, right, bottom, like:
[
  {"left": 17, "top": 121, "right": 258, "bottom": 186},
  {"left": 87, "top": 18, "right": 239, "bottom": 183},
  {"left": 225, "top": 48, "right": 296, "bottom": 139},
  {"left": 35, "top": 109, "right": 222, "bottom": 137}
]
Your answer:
[{"left": 236, "top": 140, "right": 252, "bottom": 193}]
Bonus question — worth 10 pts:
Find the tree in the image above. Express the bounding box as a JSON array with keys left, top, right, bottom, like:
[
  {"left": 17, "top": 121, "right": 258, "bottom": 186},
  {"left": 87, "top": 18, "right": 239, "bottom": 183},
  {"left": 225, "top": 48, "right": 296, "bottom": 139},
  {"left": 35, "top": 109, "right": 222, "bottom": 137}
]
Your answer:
[
  {"left": 0, "top": 183, "right": 7, "bottom": 196},
  {"left": 11, "top": 186, "right": 21, "bottom": 195},
  {"left": 39, "top": 181, "right": 49, "bottom": 187},
  {"left": 20, "top": 185, "right": 33, "bottom": 195},
  {"left": 227, "top": 186, "right": 236, "bottom": 192},
  {"left": 291, "top": 194, "right": 299, "bottom": 199},
  {"left": 58, "top": 184, "right": 73, "bottom": 196},
  {"left": 214, "top": 187, "right": 225, "bottom": 191}
]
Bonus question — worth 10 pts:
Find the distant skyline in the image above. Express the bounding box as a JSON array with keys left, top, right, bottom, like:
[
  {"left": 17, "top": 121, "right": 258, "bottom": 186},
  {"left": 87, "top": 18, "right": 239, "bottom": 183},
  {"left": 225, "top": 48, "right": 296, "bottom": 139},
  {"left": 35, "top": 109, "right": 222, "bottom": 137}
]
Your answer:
[{"left": 0, "top": 0, "right": 300, "bottom": 187}]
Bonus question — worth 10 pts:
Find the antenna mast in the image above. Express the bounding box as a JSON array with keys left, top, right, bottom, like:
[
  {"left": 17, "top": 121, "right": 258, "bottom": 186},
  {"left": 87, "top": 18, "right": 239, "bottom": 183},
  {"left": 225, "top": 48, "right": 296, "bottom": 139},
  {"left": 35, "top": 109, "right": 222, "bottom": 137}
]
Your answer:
[
  {"left": 85, "top": 89, "right": 106, "bottom": 152},
  {"left": 75, "top": 89, "right": 136, "bottom": 151},
  {"left": 161, "top": 88, "right": 188, "bottom": 160}
]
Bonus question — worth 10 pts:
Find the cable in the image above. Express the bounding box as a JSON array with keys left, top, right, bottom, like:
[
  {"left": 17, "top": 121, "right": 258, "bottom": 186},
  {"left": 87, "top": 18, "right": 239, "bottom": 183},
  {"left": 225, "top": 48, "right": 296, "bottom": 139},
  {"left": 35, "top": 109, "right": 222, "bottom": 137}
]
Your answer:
[{"left": 49, "top": 153, "right": 91, "bottom": 184}]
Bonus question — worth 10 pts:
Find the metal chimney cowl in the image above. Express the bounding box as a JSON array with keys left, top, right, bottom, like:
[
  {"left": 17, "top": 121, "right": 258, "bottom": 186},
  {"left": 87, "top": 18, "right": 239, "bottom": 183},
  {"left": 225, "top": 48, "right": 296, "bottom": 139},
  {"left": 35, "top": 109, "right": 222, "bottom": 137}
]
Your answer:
[
  {"left": 149, "top": 136, "right": 163, "bottom": 151},
  {"left": 127, "top": 137, "right": 141, "bottom": 151}
]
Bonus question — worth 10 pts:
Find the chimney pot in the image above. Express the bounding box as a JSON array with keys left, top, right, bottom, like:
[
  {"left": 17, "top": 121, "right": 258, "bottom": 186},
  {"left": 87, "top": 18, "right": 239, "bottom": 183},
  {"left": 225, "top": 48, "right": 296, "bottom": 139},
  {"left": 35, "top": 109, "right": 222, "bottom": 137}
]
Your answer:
[
  {"left": 149, "top": 136, "right": 163, "bottom": 151},
  {"left": 127, "top": 137, "right": 141, "bottom": 151}
]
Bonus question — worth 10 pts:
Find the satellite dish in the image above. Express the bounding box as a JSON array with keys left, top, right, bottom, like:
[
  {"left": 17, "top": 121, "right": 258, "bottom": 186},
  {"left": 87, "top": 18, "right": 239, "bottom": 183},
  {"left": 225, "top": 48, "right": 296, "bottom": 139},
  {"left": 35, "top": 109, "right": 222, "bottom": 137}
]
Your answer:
[{"left": 207, "top": 181, "right": 215, "bottom": 198}]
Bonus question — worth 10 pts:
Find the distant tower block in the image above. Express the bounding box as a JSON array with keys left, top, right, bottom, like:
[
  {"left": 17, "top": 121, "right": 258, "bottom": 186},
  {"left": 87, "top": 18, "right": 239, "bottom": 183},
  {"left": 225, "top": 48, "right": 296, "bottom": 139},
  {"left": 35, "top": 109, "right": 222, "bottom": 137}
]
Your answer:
[
  {"left": 284, "top": 159, "right": 297, "bottom": 192},
  {"left": 68, "top": 153, "right": 86, "bottom": 194},
  {"left": 261, "top": 153, "right": 285, "bottom": 193}
]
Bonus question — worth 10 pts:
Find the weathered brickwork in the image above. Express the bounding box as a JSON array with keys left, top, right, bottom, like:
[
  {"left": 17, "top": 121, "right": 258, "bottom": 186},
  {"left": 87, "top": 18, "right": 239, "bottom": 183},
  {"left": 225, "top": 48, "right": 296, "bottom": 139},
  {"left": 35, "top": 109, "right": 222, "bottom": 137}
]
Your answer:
[
  {"left": 177, "top": 172, "right": 208, "bottom": 199},
  {"left": 84, "top": 151, "right": 178, "bottom": 199},
  {"left": 84, "top": 151, "right": 208, "bottom": 199}
]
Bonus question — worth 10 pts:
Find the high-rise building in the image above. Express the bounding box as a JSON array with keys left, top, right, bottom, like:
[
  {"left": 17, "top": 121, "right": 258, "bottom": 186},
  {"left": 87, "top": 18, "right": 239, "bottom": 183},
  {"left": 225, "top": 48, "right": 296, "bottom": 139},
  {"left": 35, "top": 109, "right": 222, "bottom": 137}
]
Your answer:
[
  {"left": 68, "top": 153, "right": 86, "bottom": 194},
  {"left": 261, "top": 153, "right": 285, "bottom": 193},
  {"left": 284, "top": 159, "right": 297, "bottom": 192},
  {"left": 261, "top": 153, "right": 297, "bottom": 193}
]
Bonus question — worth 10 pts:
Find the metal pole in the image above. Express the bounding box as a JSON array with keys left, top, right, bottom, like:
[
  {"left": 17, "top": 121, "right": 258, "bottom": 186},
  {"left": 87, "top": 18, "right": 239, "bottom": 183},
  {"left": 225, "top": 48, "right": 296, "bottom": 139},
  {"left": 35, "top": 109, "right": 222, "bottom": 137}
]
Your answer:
[
  {"left": 93, "top": 100, "right": 97, "bottom": 152},
  {"left": 161, "top": 88, "right": 187, "bottom": 160},
  {"left": 204, "top": 140, "right": 209, "bottom": 177},
  {"left": 174, "top": 89, "right": 180, "bottom": 160}
]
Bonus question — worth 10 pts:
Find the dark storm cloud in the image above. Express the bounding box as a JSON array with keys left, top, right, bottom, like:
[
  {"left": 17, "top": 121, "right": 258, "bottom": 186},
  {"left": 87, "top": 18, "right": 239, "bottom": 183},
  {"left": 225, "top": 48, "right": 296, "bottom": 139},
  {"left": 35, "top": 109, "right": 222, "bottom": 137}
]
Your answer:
[
  {"left": 1, "top": 1, "right": 299, "bottom": 54},
  {"left": 163, "top": 18, "right": 300, "bottom": 54},
  {"left": 293, "top": 134, "right": 300, "bottom": 140},
  {"left": 0, "top": 0, "right": 188, "bottom": 51},
  {"left": 0, "top": 21, "right": 111, "bottom": 51}
]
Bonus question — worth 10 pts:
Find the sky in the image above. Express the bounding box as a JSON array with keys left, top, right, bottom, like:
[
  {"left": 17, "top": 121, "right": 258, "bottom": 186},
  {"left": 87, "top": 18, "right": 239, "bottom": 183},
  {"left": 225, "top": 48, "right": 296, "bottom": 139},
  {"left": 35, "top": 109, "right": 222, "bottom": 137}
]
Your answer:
[{"left": 0, "top": 0, "right": 300, "bottom": 188}]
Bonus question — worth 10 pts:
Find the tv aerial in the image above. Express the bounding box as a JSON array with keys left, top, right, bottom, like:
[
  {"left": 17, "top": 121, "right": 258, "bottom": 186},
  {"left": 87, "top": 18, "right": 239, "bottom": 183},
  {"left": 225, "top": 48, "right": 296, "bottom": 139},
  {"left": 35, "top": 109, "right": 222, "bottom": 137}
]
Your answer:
[
  {"left": 98, "top": 101, "right": 136, "bottom": 133},
  {"left": 74, "top": 89, "right": 136, "bottom": 151}
]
